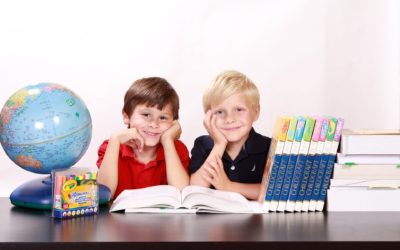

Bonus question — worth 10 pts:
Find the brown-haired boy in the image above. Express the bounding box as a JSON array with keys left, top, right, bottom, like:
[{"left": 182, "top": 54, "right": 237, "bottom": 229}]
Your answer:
[{"left": 97, "top": 77, "right": 189, "bottom": 199}]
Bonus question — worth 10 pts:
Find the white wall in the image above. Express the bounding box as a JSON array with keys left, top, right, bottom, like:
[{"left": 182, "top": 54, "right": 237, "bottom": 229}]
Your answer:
[{"left": 0, "top": 0, "right": 399, "bottom": 196}]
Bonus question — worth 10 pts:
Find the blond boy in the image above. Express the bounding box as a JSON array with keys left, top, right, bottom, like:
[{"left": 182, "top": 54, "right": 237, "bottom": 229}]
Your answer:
[{"left": 189, "top": 70, "right": 271, "bottom": 200}]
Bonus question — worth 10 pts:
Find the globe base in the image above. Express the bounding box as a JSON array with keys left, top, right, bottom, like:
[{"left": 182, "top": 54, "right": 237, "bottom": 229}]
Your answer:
[{"left": 10, "top": 176, "right": 111, "bottom": 210}]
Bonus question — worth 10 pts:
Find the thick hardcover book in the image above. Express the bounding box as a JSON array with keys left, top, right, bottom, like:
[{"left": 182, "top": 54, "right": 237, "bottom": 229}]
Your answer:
[
  {"left": 286, "top": 117, "right": 315, "bottom": 212},
  {"left": 110, "top": 185, "right": 266, "bottom": 214},
  {"left": 336, "top": 153, "right": 400, "bottom": 165},
  {"left": 296, "top": 117, "right": 323, "bottom": 211},
  {"left": 316, "top": 118, "right": 344, "bottom": 211},
  {"left": 270, "top": 117, "right": 297, "bottom": 211},
  {"left": 260, "top": 117, "right": 290, "bottom": 211},
  {"left": 327, "top": 188, "right": 400, "bottom": 212},
  {"left": 277, "top": 117, "right": 305, "bottom": 212},
  {"left": 306, "top": 118, "right": 330, "bottom": 211},
  {"left": 340, "top": 129, "right": 400, "bottom": 155},
  {"left": 333, "top": 163, "right": 400, "bottom": 179},
  {"left": 330, "top": 179, "right": 400, "bottom": 189}
]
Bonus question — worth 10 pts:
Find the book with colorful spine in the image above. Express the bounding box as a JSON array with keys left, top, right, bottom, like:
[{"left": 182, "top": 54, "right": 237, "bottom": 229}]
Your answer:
[
  {"left": 286, "top": 117, "right": 315, "bottom": 212},
  {"left": 309, "top": 118, "right": 337, "bottom": 211},
  {"left": 259, "top": 117, "right": 290, "bottom": 211},
  {"left": 296, "top": 117, "right": 323, "bottom": 211},
  {"left": 316, "top": 117, "right": 344, "bottom": 211},
  {"left": 302, "top": 118, "right": 330, "bottom": 211},
  {"left": 277, "top": 117, "right": 306, "bottom": 212},
  {"left": 270, "top": 117, "right": 297, "bottom": 212}
]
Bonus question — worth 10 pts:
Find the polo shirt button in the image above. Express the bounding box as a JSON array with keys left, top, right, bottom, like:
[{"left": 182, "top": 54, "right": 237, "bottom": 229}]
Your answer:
[{"left": 230, "top": 165, "right": 235, "bottom": 171}]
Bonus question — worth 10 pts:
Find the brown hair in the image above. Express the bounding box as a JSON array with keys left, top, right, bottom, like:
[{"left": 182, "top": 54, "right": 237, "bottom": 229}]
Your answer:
[{"left": 123, "top": 77, "right": 179, "bottom": 119}]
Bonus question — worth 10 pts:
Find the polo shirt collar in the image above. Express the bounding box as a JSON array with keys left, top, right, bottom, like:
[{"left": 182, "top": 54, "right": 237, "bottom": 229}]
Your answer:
[
  {"left": 121, "top": 144, "right": 165, "bottom": 167},
  {"left": 120, "top": 144, "right": 135, "bottom": 158},
  {"left": 222, "top": 128, "right": 268, "bottom": 162},
  {"left": 244, "top": 128, "right": 269, "bottom": 154}
]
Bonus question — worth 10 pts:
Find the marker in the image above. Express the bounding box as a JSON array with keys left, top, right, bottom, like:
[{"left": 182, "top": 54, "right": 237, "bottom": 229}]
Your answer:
[{"left": 54, "top": 175, "right": 63, "bottom": 209}]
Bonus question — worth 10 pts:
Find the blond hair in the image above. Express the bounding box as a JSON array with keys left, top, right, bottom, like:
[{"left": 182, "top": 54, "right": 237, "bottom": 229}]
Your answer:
[{"left": 203, "top": 70, "right": 260, "bottom": 112}]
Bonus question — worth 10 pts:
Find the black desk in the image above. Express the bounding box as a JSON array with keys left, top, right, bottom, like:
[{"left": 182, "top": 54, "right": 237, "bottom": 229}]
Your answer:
[{"left": 0, "top": 198, "right": 399, "bottom": 250}]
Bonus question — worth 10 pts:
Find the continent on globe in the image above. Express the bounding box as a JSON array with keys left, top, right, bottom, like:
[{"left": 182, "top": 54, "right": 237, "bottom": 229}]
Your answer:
[{"left": 15, "top": 154, "right": 42, "bottom": 169}]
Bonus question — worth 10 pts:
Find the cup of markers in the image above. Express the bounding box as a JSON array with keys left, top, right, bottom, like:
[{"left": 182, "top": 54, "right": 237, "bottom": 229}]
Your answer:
[{"left": 52, "top": 168, "right": 99, "bottom": 219}]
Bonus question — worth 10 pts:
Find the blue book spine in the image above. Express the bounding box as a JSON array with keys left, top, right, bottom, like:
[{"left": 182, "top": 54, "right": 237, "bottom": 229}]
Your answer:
[
  {"left": 318, "top": 154, "right": 336, "bottom": 203},
  {"left": 311, "top": 153, "right": 329, "bottom": 201},
  {"left": 297, "top": 154, "right": 315, "bottom": 202},
  {"left": 265, "top": 154, "right": 282, "bottom": 202},
  {"left": 279, "top": 154, "right": 298, "bottom": 202},
  {"left": 272, "top": 154, "right": 290, "bottom": 201},
  {"left": 316, "top": 118, "right": 343, "bottom": 211},
  {"left": 304, "top": 154, "right": 321, "bottom": 201},
  {"left": 288, "top": 154, "right": 308, "bottom": 203}
]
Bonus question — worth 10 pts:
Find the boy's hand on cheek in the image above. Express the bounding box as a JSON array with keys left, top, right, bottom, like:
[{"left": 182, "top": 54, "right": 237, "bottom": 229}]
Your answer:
[
  {"left": 161, "top": 120, "right": 181, "bottom": 145},
  {"left": 113, "top": 128, "right": 144, "bottom": 152},
  {"left": 204, "top": 110, "right": 227, "bottom": 147}
]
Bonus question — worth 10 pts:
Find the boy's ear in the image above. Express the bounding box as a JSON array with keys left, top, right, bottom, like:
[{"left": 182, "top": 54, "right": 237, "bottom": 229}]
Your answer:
[
  {"left": 253, "top": 105, "right": 260, "bottom": 121},
  {"left": 122, "top": 111, "right": 130, "bottom": 125}
]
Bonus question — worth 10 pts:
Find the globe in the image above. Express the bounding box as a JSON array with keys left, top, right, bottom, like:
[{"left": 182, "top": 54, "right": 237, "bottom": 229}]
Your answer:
[
  {"left": 0, "top": 83, "right": 92, "bottom": 174},
  {"left": 0, "top": 83, "right": 113, "bottom": 210}
]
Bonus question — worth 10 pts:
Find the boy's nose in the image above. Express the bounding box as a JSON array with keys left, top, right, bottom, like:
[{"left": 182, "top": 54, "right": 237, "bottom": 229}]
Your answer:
[
  {"left": 149, "top": 119, "right": 159, "bottom": 128},
  {"left": 224, "top": 112, "right": 235, "bottom": 123}
]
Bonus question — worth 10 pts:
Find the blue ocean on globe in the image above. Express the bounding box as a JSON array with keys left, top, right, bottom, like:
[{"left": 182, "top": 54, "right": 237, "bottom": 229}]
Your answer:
[{"left": 0, "top": 83, "right": 92, "bottom": 174}]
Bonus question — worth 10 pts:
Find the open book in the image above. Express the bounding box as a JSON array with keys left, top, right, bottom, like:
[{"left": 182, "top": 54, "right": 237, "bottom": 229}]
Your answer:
[{"left": 109, "top": 185, "right": 266, "bottom": 214}]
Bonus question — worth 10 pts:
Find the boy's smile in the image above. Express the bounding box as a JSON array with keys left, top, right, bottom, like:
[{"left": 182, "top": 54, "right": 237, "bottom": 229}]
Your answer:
[
  {"left": 221, "top": 126, "right": 241, "bottom": 131},
  {"left": 143, "top": 131, "right": 161, "bottom": 137}
]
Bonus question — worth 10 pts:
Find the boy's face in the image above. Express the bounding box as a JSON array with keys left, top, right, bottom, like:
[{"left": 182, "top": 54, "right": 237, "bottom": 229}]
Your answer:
[
  {"left": 212, "top": 93, "right": 259, "bottom": 144},
  {"left": 124, "top": 103, "right": 174, "bottom": 147}
]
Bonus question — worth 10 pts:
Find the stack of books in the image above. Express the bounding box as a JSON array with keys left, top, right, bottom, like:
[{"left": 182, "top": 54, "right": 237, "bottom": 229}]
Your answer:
[
  {"left": 327, "top": 129, "right": 400, "bottom": 211},
  {"left": 259, "top": 116, "right": 344, "bottom": 212}
]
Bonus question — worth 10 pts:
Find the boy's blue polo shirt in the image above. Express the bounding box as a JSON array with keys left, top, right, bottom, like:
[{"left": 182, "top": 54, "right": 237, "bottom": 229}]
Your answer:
[{"left": 189, "top": 128, "right": 271, "bottom": 183}]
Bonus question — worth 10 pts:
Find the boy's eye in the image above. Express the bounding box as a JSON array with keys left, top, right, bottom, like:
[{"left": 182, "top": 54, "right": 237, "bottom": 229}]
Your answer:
[
  {"left": 236, "top": 108, "right": 245, "bottom": 112},
  {"left": 141, "top": 113, "right": 150, "bottom": 118},
  {"left": 214, "top": 110, "right": 224, "bottom": 116},
  {"left": 160, "top": 116, "right": 169, "bottom": 121}
]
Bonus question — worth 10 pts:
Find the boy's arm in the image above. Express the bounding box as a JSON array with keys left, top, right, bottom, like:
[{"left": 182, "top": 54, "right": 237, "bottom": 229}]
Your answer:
[
  {"left": 193, "top": 155, "right": 261, "bottom": 199},
  {"left": 97, "top": 137, "right": 121, "bottom": 198},
  {"left": 190, "top": 168, "right": 210, "bottom": 187},
  {"left": 161, "top": 121, "right": 189, "bottom": 190},
  {"left": 191, "top": 110, "right": 228, "bottom": 186},
  {"left": 189, "top": 144, "right": 226, "bottom": 187},
  {"left": 163, "top": 140, "right": 189, "bottom": 190},
  {"left": 222, "top": 182, "right": 261, "bottom": 201},
  {"left": 204, "top": 154, "right": 261, "bottom": 200},
  {"left": 97, "top": 128, "right": 144, "bottom": 198}
]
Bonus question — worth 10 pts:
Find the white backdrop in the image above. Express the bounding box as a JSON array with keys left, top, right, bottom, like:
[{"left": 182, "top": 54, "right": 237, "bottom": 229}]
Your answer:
[{"left": 1, "top": 0, "right": 399, "bottom": 196}]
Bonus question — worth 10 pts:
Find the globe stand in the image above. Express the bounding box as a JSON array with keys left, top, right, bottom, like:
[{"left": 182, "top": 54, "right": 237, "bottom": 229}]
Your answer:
[{"left": 10, "top": 175, "right": 111, "bottom": 210}]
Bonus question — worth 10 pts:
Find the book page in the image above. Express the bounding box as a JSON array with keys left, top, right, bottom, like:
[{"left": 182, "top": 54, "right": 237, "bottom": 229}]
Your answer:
[
  {"left": 110, "top": 185, "right": 181, "bottom": 212},
  {"left": 125, "top": 207, "right": 197, "bottom": 213},
  {"left": 181, "top": 185, "right": 255, "bottom": 213}
]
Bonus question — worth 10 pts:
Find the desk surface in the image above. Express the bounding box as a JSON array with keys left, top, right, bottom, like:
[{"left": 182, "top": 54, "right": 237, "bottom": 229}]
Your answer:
[{"left": 0, "top": 198, "right": 399, "bottom": 250}]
